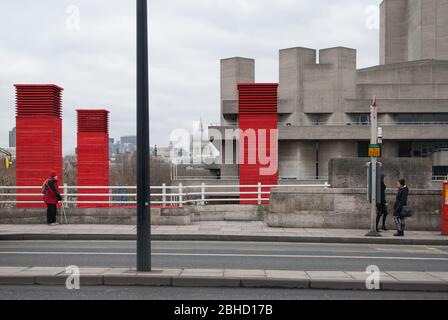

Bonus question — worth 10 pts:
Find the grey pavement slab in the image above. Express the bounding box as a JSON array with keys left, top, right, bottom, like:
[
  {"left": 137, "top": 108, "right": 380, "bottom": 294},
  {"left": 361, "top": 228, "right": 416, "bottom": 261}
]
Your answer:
[
  {"left": 19, "top": 267, "right": 66, "bottom": 276},
  {"left": 428, "top": 272, "right": 448, "bottom": 282},
  {"left": 224, "top": 269, "right": 266, "bottom": 278},
  {"left": 265, "top": 270, "right": 309, "bottom": 279},
  {"left": 387, "top": 271, "right": 444, "bottom": 282},
  {"left": 306, "top": 271, "right": 353, "bottom": 280},
  {"left": 346, "top": 271, "right": 397, "bottom": 282},
  {"left": 0, "top": 267, "right": 30, "bottom": 274}
]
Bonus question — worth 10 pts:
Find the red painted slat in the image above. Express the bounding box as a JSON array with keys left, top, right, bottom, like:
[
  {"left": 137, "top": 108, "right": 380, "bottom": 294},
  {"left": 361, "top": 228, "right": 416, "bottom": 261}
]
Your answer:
[
  {"left": 238, "top": 83, "right": 279, "bottom": 205},
  {"left": 76, "top": 110, "right": 110, "bottom": 208},
  {"left": 15, "top": 85, "right": 63, "bottom": 208}
]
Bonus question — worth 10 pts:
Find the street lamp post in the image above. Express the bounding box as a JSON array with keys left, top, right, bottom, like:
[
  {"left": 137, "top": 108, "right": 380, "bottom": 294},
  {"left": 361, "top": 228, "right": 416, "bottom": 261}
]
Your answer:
[{"left": 136, "top": 0, "right": 151, "bottom": 272}]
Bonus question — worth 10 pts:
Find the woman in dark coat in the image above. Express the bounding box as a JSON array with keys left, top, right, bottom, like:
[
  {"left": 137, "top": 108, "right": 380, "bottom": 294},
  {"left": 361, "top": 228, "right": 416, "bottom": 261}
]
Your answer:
[
  {"left": 393, "top": 179, "right": 409, "bottom": 237},
  {"left": 376, "top": 175, "right": 388, "bottom": 232}
]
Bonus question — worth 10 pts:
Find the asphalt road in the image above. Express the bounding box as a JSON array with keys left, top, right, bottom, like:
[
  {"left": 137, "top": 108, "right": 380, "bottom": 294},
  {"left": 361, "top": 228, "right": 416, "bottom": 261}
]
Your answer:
[
  {"left": 1, "top": 285, "right": 448, "bottom": 300},
  {"left": 0, "top": 240, "right": 447, "bottom": 272}
]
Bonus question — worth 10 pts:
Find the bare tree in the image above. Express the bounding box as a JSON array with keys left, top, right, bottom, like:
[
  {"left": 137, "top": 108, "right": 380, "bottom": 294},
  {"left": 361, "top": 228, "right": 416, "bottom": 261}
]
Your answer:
[
  {"left": 0, "top": 161, "right": 16, "bottom": 207},
  {"left": 63, "top": 155, "right": 77, "bottom": 186}
]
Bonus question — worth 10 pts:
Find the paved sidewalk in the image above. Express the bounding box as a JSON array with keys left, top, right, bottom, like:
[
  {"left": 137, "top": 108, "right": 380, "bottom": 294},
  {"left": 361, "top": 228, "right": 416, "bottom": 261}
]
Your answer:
[
  {"left": 0, "top": 221, "right": 447, "bottom": 245},
  {"left": 0, "top": 267, "right": 447, "bottom": 292}
]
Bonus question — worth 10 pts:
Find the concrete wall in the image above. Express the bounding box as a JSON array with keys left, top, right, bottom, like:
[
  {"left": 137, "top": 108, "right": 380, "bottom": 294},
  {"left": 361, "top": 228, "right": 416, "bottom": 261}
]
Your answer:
[
  {"left": 278, "top": 140, "right": 317, "bottom": 179},
  {"left": 220, "top": 57, "right": 254, "bottom": 126},
  {"left": 380, "top": 0, "right": 448, "bottom": 64},
  {"left": 328, "top": 157, "right": 434, "bottom": 189},
  {"left": 0, "top": 208, "right": 165, "bottom": 225},
  {"left": 318, "top": 141, "right": 357, "bottom": 177},
  {"left": 279, "top": 47, "right": 317, "bottom": 124},
  {"left": 0, "top": 205, "right": 262, "bottom": 225},
  {"left": 268, "top": 187, "right": 442, "bottom": 230},
  {"left": 279, "top": 47, "right": 356, "bottom": 125},
  {"left": 380, "top": 0, "right": 408, "bottom": 64},
  {"left": 408, "top": 0, "right": 448, "bottom": 61},
  {"left": 163, "top": 205, "right": 264, "bottom": 222}
]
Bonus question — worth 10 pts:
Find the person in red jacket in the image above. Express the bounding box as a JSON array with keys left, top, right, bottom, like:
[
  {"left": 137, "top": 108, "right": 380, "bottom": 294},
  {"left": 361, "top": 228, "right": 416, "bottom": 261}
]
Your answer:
[{"left": 43, "top": 171, "right": 62, "bottom": 226}]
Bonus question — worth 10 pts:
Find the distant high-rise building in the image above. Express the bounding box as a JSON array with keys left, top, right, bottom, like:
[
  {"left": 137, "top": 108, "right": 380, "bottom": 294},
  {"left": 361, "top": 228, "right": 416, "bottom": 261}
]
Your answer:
[
  {"left": 120, "top": 136, "right": 137, "bottom": 145},
  {"left": 109, "top": 138, "right": 119, "bottom": 159},
  {"left": 9, "top": 127, "right": 16, "bottom": 148}
]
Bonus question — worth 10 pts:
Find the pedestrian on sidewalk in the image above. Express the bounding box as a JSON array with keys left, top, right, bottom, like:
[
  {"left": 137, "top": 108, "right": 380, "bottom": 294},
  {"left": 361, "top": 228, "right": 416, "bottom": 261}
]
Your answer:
[
  {"left": 376, "top": 174, "right": 389, "bottom": 232},
  {"left": 393, "top": 179, "right": 409, "bottom": 237},
  {"left": 43, "top": 170, "right": 62, "bottom": 226}
]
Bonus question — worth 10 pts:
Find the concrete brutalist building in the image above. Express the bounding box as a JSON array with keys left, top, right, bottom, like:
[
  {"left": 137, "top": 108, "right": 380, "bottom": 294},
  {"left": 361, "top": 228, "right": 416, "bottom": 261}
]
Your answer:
[{"left": 210, "top": 0, "right": 448, "bottom": 182}]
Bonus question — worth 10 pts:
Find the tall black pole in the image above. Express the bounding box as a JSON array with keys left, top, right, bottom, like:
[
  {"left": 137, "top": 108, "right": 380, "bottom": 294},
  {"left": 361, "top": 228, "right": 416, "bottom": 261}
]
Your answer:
[{"left": 136, "top": 0, "right": 151, "bottom": 272}]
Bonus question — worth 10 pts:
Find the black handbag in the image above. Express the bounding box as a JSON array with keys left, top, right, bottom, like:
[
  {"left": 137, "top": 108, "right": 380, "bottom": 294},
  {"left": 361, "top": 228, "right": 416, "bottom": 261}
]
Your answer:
[{"left": 401, "top": 206, "right": 413, "bottom": 218}]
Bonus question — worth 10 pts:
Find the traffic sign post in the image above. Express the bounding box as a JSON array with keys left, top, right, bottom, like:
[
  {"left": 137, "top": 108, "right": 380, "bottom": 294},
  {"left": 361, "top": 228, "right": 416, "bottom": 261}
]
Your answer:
[{"left": 366, "top": 97, "right": 382, "bottom": 237}]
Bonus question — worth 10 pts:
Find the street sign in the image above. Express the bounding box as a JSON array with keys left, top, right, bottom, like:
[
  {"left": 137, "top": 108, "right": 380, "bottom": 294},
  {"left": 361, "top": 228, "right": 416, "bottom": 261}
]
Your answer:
[{"left": 368, "top": 144, "right": 381, "bottom": 157}]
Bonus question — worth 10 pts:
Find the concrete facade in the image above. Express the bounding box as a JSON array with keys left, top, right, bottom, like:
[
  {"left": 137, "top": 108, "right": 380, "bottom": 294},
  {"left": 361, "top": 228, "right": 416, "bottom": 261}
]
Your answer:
[
  {"left": 268, "top": 187, "right": 442, "bottom": 230},
  {"left": 328, "top": 158, "right": 434, "bottom": 189},
  {"left": 212, "top": 0, "right": 448, "bottom": 182},
  {"left": 0, "top": 205, "right": 263, "bottom": 226},
  {"left": 380, "top": 0, "right": 448, "bottom": 64}
]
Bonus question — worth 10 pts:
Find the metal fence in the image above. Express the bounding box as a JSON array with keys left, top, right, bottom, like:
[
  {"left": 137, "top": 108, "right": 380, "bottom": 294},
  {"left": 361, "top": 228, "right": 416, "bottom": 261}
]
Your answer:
[{"left": 0, "top": 182, "right": 331, "bottom": 207}]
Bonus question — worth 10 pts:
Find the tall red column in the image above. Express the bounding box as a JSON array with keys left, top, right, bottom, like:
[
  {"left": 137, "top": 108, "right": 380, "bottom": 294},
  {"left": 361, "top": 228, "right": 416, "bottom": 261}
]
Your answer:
[
  {"left": 15, "top": 84, "right": 63, "bottom": 208},
  {"left": 77, "top": 110, "right": 110, "bottom": 208},
  {"left": 238, "top": 83, "right": 278, "bottom": 205}
]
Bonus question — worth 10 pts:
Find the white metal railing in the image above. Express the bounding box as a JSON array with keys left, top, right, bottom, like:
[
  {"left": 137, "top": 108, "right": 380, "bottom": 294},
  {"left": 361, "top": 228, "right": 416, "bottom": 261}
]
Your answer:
[
  {"left": 0, "top": 182, "right": 330, "bottom": 207},
  {"left": 433, "top": 176, "right": 448, "bottom": 182},
  {"left": 174, "top": 176, "right": 239, "bottom": 181}
]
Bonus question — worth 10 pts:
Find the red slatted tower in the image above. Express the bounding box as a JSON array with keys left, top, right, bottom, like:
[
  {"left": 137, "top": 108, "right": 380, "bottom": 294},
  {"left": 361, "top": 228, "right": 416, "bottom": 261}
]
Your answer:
[
  {"left": 15, "top": 84, "right": 63, "bottom": 208},
  {"left": 76, "top": 110, "right": 110, "bottom": 208},
  {"left": 238, "top": 83, "right": 279, "bottom": 204}
]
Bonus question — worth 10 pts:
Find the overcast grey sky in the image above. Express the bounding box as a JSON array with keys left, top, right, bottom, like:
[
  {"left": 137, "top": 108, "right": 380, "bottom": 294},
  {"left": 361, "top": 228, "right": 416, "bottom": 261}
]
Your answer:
[{"left": 0, "top": 0, "right": 382, "bottom": 155}]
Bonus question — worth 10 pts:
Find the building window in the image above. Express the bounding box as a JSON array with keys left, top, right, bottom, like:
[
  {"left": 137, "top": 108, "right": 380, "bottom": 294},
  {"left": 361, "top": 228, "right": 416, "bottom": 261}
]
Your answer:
[
  {"left": 433, "top": 166, "right": 448, "bottom": 177},
  {"left": 398, "top": 141, "right": 448, "bottom": 158},
  {"left": 357, "top": 141, "right": 369, "bottom": 158},
  {"left": 396, "top": 114, "right": 448, "bottom": 123},
  {"left": 398, "top": 141, "right": 412, "bottom": 157},
  {"left": 355, "top": 114, "right": 370, "bottom": 125}
]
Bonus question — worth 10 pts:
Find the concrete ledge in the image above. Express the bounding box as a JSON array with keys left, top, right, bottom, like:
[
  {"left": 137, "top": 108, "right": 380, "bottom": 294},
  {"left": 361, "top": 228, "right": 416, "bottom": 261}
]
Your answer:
[
  {"left": 310, "top": 279, "right": 367, "bottom": 290},
  {"left": 0, "top": 267, "right": 447, "bottom": 292},
  {"left": 172, "top": 276, "right": 241, "bottom": 288},
  {"left": 241, "top": 278, "right": 310, "bottom": 289},
  {"left": 1, "top": 233, "right": 447, "bottom": 245},
  {"left": 103, "top": 274, "right": 172, "bottom": 286},
  {"left": 0, "top": 274, "right": 35, "bottom": 285},
  {"left": 380, "top": 281, "right": 448, "bottom": 292}
]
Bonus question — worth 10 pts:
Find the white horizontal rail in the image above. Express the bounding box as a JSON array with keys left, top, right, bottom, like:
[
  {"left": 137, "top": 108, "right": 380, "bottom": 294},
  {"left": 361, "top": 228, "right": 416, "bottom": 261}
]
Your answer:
[{"left": 0, "top": 182, "right": 330, "bottom": 207}]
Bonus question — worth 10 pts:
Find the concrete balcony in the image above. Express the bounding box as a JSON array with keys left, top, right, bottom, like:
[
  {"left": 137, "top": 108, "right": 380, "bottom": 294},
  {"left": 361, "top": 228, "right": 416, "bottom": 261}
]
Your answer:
[
  {"left": 344, "top": 98, "right": 448, "bottom": 114},
  {"left": 210, "top": 123, "right": 448, "bottom": 141},
  {"left": 279, "top": 123, "right": 448, "bottom": 140}
]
